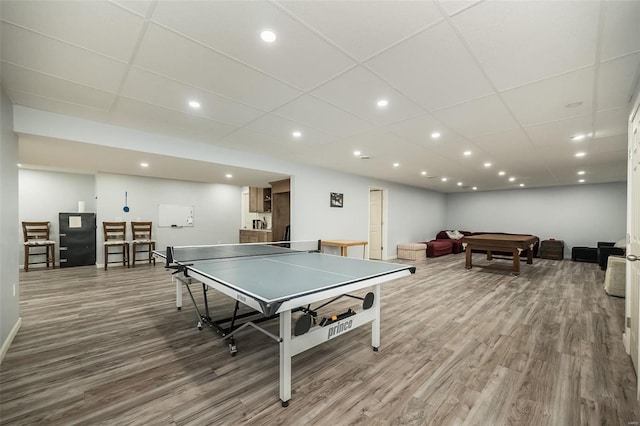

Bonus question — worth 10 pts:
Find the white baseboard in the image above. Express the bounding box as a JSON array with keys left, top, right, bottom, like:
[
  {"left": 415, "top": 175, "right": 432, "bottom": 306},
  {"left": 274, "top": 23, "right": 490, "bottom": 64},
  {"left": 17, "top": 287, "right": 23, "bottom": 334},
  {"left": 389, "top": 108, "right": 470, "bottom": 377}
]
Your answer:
[{"left": 0, "top": 317, "right": 22, "bottom": 364}]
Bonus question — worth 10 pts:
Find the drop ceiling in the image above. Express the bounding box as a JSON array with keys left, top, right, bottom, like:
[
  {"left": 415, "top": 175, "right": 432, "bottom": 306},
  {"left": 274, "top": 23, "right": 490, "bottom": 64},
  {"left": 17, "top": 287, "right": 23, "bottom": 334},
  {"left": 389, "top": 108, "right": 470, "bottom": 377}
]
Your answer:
[{"left": 1, "top": 0, "right": 639, "bottom": 192}]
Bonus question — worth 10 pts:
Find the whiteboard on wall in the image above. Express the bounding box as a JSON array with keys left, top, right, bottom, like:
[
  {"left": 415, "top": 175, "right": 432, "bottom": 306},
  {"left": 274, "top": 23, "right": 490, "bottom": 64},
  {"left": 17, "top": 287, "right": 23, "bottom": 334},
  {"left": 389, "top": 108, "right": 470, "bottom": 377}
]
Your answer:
[{"left": 158, "top": 204, "right": 194, "bottom": 227}]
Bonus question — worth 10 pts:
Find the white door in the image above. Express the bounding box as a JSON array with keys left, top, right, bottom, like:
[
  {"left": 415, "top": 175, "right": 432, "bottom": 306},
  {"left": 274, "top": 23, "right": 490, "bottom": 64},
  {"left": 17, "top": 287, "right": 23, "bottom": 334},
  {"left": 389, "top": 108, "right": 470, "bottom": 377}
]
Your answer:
[
  {"left": 629, "top": 102, "right": 640, "bottom": 385},
  {"left": 369, "top": 190, "right": 382, "bottom": 260}
]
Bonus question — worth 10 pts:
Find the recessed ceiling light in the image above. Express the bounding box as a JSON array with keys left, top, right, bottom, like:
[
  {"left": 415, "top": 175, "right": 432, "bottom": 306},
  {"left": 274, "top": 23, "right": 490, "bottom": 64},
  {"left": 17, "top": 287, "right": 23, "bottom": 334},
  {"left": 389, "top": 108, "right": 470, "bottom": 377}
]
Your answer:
[
  {"left": 498, "top": 171, "right": 506, "bottom": 176},
  {"left": 472, "top": 187, "right": 478, "bottom": 191},
  {"left": 353, "top": 150, "right": 361, "bottom": 156},
  {"left": 377, "top": 99, "right": 389, "bottom": 108},
  {"left": 431, "top": 132, "right": 441, "bottom": 139},
  {"left": 421, "top": 171, "right": 427, "bottom": 176},
  {"left": 578, "top": 179, "right": 585, "bottom": 183},
  {"left": 463, "top": 151, "right": 472, "bottom": 156},
  {"left": 519, "top": 183, "right": 525, "bottom": 187},
  {"left": 484, "top": 162, "right": 492, "bottom": 168},
  {"left": 140, "top": 162, "right": 149, "bottom": 168},
  {"left": 571, "top": 134, "right": 585, "bottom": 141},
  {"left": 509, "top": 177, "right": 516, "bottom": 182},
  {"left": 577, "top": 170, "right": 586, "bottom": 175},
  {"left": 225, "top": 173, "right": 233, "bottom": 179},
  {"left": 188, "top": 100, "right": 201, "bottom": 109},
  {"left": 17, "top": 163, "right": 22, "bottom": 167},
  {"left": 292, "top": 131, "right": 302, "bottom": 138},
  {"left": 575, "top": 152, "right": 586, "bottom": 157},
  {"left": 260, "top": 30, "right": 276, "bottom": 43},
  {"left": 393, "top": 162, "right": 400, "bottom": 167},
  {"left": 565, "top": 101, "right": 583, "bottom": 108},
  {"left": 441, "top": 177, "right": 447, "bottom": 182},
  {"left": 457, "top": 182, "right": 463, "bottom": 186}
]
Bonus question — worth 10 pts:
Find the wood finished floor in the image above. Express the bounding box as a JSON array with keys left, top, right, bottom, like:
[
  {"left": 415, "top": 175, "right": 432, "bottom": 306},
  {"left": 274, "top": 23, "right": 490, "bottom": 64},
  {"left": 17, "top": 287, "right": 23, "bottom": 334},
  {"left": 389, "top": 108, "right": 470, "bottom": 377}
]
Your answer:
[{"left": 1, "top": 254, "right": 639, "bottom": 425}]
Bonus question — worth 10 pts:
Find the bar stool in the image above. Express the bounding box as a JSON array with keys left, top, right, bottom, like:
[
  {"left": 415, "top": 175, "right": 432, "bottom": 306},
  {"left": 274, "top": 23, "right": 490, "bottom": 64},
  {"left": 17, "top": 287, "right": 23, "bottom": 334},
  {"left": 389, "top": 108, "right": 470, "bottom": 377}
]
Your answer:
[
  {"left": 130, "top": 221, "right": 156, "bottom": 267},
  {"left": 103, "top": 222, "right": 129, "bottom": 270},
  {"left": 22, "top": 221, "right": 56, "bottom": 271}
]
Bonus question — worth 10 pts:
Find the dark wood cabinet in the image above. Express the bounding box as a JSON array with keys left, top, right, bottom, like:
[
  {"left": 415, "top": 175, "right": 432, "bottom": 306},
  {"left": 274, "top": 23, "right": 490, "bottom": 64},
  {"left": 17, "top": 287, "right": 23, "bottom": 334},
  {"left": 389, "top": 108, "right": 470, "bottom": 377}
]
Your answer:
[
  {"left": 59, "top": 212, "right": 96, "bottom": 267},
  {"left": 270, "top": 179, "right": 290, "bottom": 242}
]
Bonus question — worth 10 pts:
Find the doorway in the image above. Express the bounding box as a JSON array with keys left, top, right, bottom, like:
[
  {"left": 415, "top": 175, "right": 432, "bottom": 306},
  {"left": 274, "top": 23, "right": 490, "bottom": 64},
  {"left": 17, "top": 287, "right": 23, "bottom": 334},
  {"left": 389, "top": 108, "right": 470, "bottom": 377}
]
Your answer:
[
  {"left": 369, "top": 188, "right": 386, "bottom": 260},
  {"left": 627, "top": 97, "right": 640, "bottom": 392}
]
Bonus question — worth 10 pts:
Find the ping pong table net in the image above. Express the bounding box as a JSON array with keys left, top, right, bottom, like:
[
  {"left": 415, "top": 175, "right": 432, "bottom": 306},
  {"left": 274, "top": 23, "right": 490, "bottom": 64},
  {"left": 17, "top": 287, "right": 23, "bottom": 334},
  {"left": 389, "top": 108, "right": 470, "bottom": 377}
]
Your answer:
[{"left": 165, "top": 241, "right": 321, "bottom": 266}]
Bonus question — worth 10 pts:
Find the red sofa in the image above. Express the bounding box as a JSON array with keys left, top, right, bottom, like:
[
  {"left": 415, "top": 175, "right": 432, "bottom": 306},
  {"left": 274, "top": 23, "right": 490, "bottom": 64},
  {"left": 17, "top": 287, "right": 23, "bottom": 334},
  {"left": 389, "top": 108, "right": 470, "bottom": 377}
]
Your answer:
[{"left": 434, "top": 230, "right": 540, "bottom": 258}]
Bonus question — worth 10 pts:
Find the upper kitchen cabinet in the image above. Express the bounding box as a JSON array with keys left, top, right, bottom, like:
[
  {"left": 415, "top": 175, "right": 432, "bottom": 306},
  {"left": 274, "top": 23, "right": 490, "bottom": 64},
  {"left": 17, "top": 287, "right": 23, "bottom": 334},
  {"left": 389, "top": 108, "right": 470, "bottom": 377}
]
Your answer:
[{"left": 249, "top": 187, "right": 272, "bottom": 213}]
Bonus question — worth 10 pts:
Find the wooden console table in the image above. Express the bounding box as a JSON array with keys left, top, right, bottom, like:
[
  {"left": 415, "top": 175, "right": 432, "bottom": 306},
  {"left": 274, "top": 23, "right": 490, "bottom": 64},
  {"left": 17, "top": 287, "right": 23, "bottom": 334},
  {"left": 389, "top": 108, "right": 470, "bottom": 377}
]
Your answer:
[{"left": 321, "top": 240, "right": 368, "bottom": 259}]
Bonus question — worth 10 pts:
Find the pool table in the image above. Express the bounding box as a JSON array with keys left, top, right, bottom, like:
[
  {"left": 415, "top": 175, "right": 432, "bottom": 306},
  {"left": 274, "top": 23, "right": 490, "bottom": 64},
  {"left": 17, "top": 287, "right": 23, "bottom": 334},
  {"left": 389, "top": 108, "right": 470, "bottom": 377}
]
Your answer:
[{"left": 461, "top": 233, "right": 539, "bottom": 275}]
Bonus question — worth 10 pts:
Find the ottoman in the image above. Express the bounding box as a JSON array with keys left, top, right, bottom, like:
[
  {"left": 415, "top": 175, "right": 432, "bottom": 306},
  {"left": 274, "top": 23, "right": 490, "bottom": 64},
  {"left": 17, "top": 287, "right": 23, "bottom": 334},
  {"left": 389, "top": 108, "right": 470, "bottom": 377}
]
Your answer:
[
  {"left": 571, "top": 246, "right": 597, "bottom": 263},
  {"left": 425, "top": 240, "right": 453, "bottom": 258},
  {"left": 604, "top": 256, "right": 626, "bottom": 297},
  {"left": 397, "top": 243, "right": 427, "bottom": 260}
]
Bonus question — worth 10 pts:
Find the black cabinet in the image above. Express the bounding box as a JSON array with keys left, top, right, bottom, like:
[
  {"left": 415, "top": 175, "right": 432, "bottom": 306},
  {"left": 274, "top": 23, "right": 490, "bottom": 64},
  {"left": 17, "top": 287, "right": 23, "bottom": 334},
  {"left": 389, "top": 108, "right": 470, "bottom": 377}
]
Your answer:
[{"left": 59, "top": 212, "right": 96, "bottom": 267}]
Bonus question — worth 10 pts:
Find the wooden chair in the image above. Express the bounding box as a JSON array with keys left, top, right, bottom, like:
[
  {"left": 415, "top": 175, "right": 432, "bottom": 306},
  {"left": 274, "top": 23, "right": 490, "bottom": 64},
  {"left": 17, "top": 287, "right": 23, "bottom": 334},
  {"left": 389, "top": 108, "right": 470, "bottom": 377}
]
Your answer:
[
  {"left": 103, "top": 222, "right": 129, "bottom": 270},
  {"left": 22, "top": 221, "right": 56, "bottom": 271},
  {"left": 131, "top": 221, "right": 156, "bottom": 267}
]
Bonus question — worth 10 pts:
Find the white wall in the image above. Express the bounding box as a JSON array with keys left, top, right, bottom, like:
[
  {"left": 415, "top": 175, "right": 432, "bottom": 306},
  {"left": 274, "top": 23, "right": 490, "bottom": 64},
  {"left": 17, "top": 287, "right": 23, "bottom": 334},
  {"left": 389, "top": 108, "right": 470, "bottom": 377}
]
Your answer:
[
  {"left": 1, "top": 89, "right": 20, "bottom": 362},
  {"left": 95, "top": 173, "right": 242, "bottom": 265},
  {"left": 18, "top": 169, "right": 96, "bottom": 265},
  {"left": 445, "top": 183, "right": 627, "bottom": 254},
  {"left": 291, "top": 170, "right": 446, "bottom": 258},
  {"left": 17, "top": 170, "right": 243, "bottom": 267}
]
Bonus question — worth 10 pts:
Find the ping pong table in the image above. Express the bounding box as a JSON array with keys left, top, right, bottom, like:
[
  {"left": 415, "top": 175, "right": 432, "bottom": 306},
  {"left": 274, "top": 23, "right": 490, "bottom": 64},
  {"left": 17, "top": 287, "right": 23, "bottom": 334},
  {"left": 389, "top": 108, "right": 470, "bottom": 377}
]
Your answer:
[{"left": 156, "top": 240, "right": 415, "bottom": 407}]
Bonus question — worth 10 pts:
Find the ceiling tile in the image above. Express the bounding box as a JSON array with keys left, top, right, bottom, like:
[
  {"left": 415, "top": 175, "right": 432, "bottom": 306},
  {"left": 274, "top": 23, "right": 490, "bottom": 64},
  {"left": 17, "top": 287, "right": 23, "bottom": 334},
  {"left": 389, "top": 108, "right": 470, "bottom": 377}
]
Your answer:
[
  {"left": 600, "top": 0, "right": 640, "bottom": 61},
  {"left": 6, "top": 89, "right": 112, "bottom": 124},
  {"left": 272, "top": 95, "right": 375, "bottom": 137},
  {"left": 384, "top": 112, "right": 448, "bottom": 146},
  {"left": 595, "top": 108, "right": 630, "bottom": 140},
  {"left": 246, "top": 113, "right": 336, "bottom": 146},
  {"left": 0, "top": 0, "right": 145, "bottom": 61},
  {"left": 311, "top": 66, "right": 426, "bottom": 126},
  {"left": 2, "top": 0, "right": 635, "bottom": 192},
  {"left": 470, "top": 128, "right": 532, "bottom": 154},
  {"left": 501, "top": 67, "right": 594, "bottom": 126},
  {"left": 134, "top": 23, "right": 302, "bottom": 111},
  {"left": 524, "top": 115, "right": 593, "bottom": 147},
  {"left": 597, "top": 53, "right": 640, "bottom": 111},
  {"left": 365, "top": 21, "right": 494, "bottom": 111},
  {"left": 451, "top": 0, "right": 599, "bottom": 90},
  {"left": 432, "top": 94, "right": 520, "bottom": 138},
  {"left": 111, "top": 1, "right": 153, "bottom": 17},
  {"left": 0, "top": 23, "right": 128, "bottom": 92},
  {"left": 151, "top": 0, "right": 355, "bottom": 90},
  {"left": 121, "top": 67, "right": 265, "bottom": 126},
  {"left": 1, "top": 62, "right": 116, "bottom": 110},
  {"left": 110, "top": 98, "right": 238, "bottom": 143},
  {"left": 590, "top": 134, "right": 628, "bottom": 154},
  {"left": 437, "top": 1, "right": 483, "bottom": 17},
  {"left": 278, "top": 0, "right": 444, "bottom": 61}
]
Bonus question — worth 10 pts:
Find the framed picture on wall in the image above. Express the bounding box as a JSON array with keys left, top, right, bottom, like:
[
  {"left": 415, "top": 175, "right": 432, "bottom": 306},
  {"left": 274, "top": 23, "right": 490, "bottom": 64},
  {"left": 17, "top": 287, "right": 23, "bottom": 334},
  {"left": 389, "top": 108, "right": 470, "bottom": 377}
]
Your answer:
[{"left": 330, "top": 192, "right": 343, "bottom": 208}]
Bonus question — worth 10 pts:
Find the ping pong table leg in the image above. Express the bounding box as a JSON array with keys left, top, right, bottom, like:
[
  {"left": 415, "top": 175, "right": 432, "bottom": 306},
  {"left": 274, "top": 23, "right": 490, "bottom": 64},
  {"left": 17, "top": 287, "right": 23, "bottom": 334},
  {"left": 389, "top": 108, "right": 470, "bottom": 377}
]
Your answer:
[
  {"left": 174, "top": 277, "right": 182, "bottom": 310},
  {"left": 371, "top": 284, "right": 381, "bottom": 350},
  {"left": 279, "top": 309, "right": 292, "bottom": 407}
]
